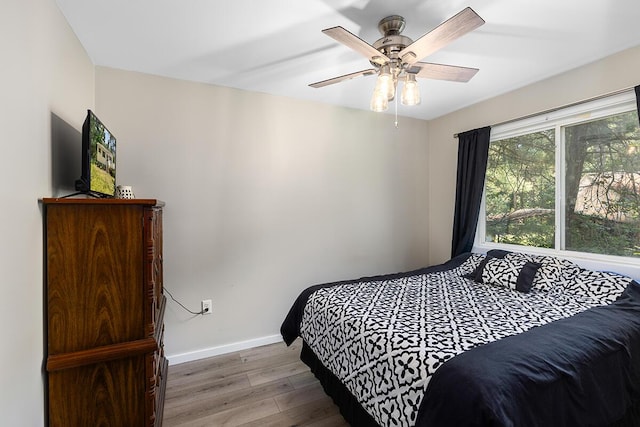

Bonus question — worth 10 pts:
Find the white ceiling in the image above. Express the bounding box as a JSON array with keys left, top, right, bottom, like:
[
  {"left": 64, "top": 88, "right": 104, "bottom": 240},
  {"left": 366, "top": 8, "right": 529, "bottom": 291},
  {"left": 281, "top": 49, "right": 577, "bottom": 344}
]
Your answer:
[{"left": 55, "top": 0, "right": 640, "bottom": 120}]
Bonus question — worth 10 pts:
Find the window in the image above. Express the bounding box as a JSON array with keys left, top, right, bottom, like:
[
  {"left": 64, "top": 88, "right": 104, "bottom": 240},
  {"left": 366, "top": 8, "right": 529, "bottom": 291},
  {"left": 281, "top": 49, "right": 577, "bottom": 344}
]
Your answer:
[{"left": 479, "top": 92, "right": 640, "bottom": 259}]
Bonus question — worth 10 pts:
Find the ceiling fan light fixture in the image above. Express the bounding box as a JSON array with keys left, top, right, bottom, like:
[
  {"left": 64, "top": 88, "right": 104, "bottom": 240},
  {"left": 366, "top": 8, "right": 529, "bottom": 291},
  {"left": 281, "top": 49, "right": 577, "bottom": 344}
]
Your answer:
[
  {"left": 401, "top": 73, "right": 421, "bottom": 106},
  {"left": 370, "top": 89, "right": 389, "bottom": 112},
  {"left": 310, "top": 8, "right": 484, "bottom": 114},
  {"left": 375, "top": 65, "right": 396, "bottom": 100}
]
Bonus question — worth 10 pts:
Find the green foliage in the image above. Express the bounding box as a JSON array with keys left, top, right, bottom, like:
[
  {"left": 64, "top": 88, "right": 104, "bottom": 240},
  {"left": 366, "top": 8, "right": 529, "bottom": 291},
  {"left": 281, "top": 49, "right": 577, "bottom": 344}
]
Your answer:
[
  {"left": 566, "top": 213, "right": 640, "bottom": 257},
  {"left": 485, "top": 129, "right": 556, "bottom": 248},
  {"left": 487, "top": 214, "right": 554, "bottom": 248},
  {"left": 89, "top": 118, "right": 116, "bottom": 165},
  {"left": 90, "top": 163, "right": 115, "bottom": 195},
  {"left": 484, "top": 110, "right": 640, "bottom": 257}
]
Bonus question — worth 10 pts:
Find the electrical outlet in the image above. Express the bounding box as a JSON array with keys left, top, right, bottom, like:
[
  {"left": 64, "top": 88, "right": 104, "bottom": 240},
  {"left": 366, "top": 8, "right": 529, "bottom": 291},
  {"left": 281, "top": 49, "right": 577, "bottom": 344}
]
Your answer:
[{"left": 201, "top": 299, "right": 212, "bottom": 315}]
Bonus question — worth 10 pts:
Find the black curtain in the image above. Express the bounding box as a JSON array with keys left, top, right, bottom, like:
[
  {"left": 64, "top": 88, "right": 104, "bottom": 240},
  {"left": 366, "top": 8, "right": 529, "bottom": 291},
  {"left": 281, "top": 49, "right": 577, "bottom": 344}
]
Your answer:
[
  {"left": 451, "top": 126, "right": 491, "bottom": 258},
  {"left": 635, "top": 85, "right": 640, "bottom": 125}
]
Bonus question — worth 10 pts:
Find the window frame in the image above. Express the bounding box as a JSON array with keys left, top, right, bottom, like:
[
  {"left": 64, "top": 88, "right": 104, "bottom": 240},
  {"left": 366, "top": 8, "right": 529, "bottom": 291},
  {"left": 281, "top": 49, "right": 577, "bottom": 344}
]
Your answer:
[{"left": 474, "top": 90, "right": 640, "bottom": 278}]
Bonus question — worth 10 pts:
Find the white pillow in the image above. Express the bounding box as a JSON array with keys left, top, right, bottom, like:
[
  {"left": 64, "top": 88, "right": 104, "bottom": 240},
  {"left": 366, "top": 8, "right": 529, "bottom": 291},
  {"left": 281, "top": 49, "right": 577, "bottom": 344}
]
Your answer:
[
  {"left": 480, "top": 256, "right": 541, "bottom": 293},
  {"left": 530, "top": 256, "right": 581, "bottom": 292},
  {"left": 563, "top": 270, "right": 632, "bottom": 304}
]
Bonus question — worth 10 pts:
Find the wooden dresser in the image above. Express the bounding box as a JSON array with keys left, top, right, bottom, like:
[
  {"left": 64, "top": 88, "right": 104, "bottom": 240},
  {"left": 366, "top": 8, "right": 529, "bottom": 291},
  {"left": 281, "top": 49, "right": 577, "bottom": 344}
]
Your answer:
[{"left": 42, "top": 198, "right": 167, "bottom": 426}]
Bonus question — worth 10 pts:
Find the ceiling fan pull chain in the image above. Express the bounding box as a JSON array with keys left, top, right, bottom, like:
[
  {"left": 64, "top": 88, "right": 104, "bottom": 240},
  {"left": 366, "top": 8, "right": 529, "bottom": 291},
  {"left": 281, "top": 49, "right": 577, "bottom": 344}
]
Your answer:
[{"left": 395, "top": 95, "right": 399, "bottom": 128}]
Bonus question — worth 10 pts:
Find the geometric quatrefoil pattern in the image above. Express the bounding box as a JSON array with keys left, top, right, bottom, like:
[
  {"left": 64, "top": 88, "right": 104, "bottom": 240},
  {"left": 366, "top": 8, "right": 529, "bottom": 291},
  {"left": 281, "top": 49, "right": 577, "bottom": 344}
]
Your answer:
[{"left": 300, "top": 256, "right": 607, "bottom": 426}]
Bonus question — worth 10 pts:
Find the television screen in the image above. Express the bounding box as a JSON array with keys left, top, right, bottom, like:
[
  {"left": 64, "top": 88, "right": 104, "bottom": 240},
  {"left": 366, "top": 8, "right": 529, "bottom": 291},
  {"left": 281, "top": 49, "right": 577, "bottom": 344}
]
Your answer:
[{"left": 75, "top": 110, "right": 116, "bottom": 197}]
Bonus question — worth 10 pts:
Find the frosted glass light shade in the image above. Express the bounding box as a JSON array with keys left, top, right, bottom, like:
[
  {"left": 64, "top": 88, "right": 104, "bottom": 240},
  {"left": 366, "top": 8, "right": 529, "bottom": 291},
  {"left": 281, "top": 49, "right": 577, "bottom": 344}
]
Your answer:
[
  {"left": 376, "top": 65, "right": 395, "bottom": 100},
  {"left": 370, "top": 90, "right": 388, "bottom": 112},
  {"left": 401, "top": 74, "right": 421, "bottom": 106}
]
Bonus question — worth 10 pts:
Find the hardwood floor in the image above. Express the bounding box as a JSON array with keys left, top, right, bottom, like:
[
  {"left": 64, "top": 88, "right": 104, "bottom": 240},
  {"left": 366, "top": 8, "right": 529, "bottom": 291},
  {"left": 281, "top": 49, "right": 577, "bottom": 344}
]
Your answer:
[{"left": 163, "top": 340, "right": 350, "bottom": 426}]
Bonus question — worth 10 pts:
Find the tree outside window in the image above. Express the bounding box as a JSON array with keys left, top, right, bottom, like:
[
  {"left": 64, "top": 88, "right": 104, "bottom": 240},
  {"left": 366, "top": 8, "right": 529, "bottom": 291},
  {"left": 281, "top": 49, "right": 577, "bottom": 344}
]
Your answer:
[
  {"left": 564, "top": 111, "right": 640, "bottom": 257},
  {"left": 482, "top": 99, "right": 640, "bottom": 259},
  {"left": 485, "top": 130, "right": 555, "bottom": 248}
]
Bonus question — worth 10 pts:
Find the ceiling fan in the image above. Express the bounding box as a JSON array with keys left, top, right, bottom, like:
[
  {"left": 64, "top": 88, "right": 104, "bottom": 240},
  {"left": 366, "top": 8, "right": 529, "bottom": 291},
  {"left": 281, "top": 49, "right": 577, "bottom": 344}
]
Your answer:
[{"left": 309, "top": 7, "right": 485, "bottom": 112}]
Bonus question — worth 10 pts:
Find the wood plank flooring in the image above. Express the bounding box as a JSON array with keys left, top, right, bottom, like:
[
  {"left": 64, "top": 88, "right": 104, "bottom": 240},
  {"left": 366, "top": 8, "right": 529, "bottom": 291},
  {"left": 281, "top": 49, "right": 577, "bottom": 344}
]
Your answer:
[{"left": 163, "top": 340, "right": 350, "bottom": 426}]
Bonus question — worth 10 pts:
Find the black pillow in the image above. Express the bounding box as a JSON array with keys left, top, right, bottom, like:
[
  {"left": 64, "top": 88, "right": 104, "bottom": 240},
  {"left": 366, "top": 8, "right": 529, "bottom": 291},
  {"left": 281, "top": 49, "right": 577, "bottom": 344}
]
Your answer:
[
  {"left": 515, "top": 261, "right": 543, "bottom": 293},
  {"left": 486, "top": 249, "right": 512, "bottom": 259}
]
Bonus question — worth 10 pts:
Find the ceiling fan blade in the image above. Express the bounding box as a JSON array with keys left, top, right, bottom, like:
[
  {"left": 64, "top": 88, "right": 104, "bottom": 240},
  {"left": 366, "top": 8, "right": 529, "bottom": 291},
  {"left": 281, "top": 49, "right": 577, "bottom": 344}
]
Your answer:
[
  {"left": 411, "top": 62, "right": 479, "bottom": 82},
  {"left": 309, "top": 69, "right": 377, "bottom": 88},
  {"left": 399, "top": 7, "right": 485, "bottom": 65},
  {"left": 322, "top": 26, "right": 390, "bottom": 66}
]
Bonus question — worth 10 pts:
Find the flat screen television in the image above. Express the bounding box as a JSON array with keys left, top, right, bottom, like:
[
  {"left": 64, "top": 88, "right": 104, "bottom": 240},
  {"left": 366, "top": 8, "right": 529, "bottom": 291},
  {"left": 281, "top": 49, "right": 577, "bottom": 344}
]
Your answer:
[{"left": 75, "top": 110, "right": 117, "bottom": 197}]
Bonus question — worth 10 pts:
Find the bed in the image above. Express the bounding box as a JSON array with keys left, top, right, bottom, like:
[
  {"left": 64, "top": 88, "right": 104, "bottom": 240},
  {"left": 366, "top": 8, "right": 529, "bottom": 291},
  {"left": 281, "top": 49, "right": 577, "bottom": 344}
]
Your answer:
[{"left": 280, "top": 250, "right": 640, "bottom": 426}]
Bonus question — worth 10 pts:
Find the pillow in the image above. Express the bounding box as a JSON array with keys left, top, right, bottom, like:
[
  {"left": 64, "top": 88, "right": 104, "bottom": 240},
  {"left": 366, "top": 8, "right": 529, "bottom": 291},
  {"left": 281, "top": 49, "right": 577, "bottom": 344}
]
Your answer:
[
  {"left": 466, "top": 250, "right": 513, "bottom": 281},
  {"left": 481, "top": 257, "right": 542, "bottom": 293},
  {"left": 530, "top": 255, "right": 582, "bottom": 292},
  {"left": 466, "top": 255, "right": 493, "bottom": 282},
  {"left": 486, "top": 249, "right": 512, "bottom": 259},
  {"left": 563, "top": 270, "right": 633, "bottom": 304},
  {"left": 504, "top": 251, "right": 538, "bottom": 263},
  {"left": 456, "top": 253, "right": 486, "bottom": 276}
]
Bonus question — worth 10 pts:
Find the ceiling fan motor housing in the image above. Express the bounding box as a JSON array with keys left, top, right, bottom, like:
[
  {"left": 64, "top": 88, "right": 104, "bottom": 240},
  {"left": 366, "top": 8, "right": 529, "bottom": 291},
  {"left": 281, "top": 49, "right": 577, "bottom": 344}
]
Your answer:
[
  {"left": 373, "top": 35, "right": 413, "bottom": 60},
  {"left": 378, "top": 15, "right": 406, "bottom": 36},
  {"left": 371, "top": 16, "right": 413, "bottom": 68}
]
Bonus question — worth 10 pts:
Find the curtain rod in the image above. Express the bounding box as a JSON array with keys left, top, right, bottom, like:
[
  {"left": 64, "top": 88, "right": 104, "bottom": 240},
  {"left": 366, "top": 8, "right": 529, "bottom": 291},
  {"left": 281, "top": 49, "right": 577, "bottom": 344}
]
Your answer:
[{"left": 453, "top": 86, "right": 636, "bottom": 138}]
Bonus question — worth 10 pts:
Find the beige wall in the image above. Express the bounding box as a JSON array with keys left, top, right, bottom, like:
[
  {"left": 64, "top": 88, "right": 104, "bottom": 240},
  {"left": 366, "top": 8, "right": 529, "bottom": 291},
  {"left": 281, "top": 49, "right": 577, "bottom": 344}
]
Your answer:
[
  {"left": 94, "top": 67, "right": 431, "bottom": 360},
  {"left": 5, "top": 0, "right": 639, "bottom": 420},
  {"left": 0, "top": 0, "right": 95, "bottom": 425},
  {"left": 427, "top": 45, "right": 640, "bottom": 265}
]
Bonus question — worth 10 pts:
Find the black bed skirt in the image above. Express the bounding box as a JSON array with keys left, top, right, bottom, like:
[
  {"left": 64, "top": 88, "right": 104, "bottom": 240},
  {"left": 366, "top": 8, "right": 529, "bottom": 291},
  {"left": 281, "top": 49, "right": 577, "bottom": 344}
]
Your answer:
[{"left": 301, "top": 341, "right": 379, "bottom": 426}]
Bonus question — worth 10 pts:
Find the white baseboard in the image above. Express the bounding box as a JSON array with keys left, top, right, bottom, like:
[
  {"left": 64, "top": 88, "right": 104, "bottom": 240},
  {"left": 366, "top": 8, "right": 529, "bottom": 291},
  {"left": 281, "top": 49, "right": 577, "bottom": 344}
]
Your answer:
[{"left": 166, "top": 334, "right": 283, "bottom": 366}]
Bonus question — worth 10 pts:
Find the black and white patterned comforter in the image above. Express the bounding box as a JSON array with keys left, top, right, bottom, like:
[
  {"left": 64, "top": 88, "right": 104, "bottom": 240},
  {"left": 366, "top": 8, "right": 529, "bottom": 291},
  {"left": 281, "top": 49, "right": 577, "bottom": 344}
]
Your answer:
[{"left": 297, "top": 255, "right": 606, "bottom": 427}]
